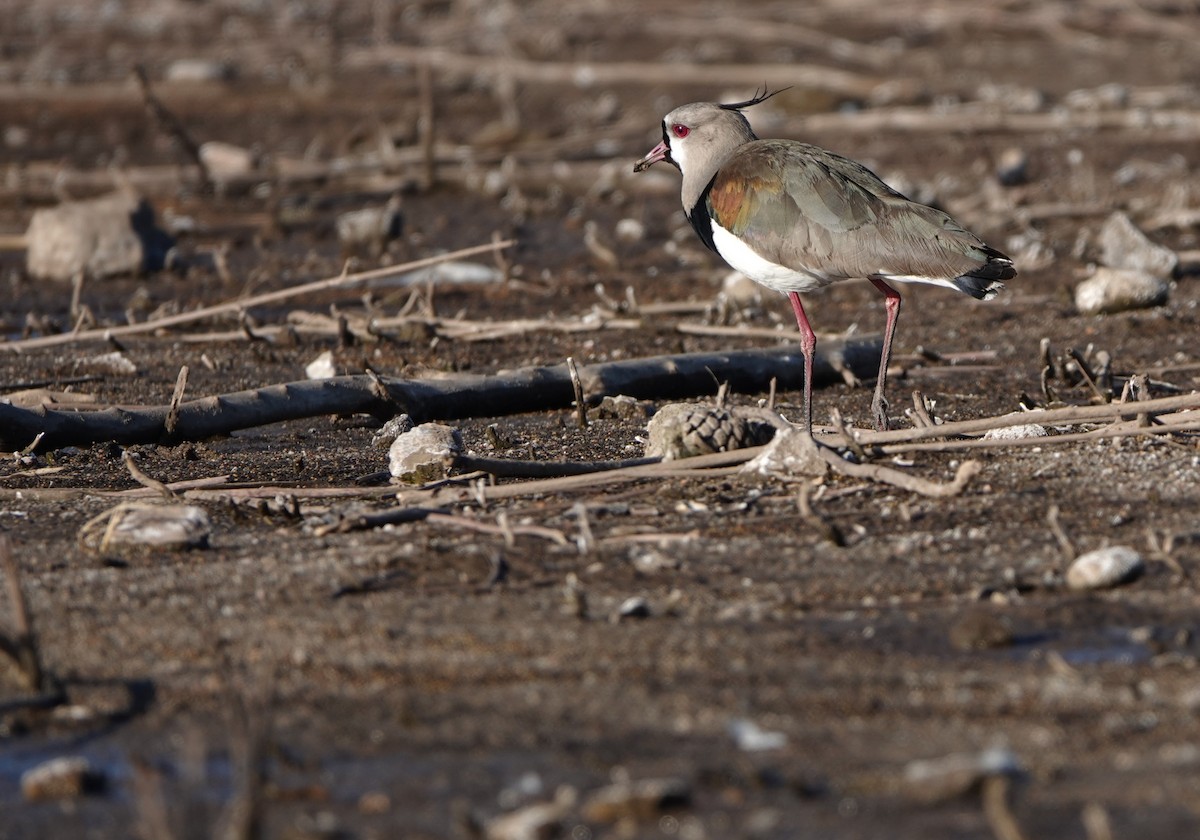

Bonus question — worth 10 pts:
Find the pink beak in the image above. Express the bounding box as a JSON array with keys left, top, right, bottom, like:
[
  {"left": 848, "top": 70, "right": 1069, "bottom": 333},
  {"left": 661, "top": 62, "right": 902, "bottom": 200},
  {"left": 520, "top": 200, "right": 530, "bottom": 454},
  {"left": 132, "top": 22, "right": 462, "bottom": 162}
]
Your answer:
[{"left": 633, "top": 140, "right": 670, "bottom": 173}]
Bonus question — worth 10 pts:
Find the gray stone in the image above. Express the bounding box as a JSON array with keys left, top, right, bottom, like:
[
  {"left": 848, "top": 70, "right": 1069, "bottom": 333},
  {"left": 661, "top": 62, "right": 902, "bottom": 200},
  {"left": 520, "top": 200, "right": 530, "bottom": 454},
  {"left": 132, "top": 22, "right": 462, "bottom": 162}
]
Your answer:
[
  {"left": 1097, "top": 212, "right": 1178, "bottom": 277},
  {"left": 81, "top": 504, "right": 211, "bottom": 554},
  {"left": 1075, "top": 267, "right": 1169, "bottom": 315},
  {"left": 25, "top": 192, "right": 174, "bottom": 282},
  {"left": 388, "top": 423, "right": 463, "bottom": 483},
  {"left": 371, "top": 414, "right": 415, "bottom": 448}
]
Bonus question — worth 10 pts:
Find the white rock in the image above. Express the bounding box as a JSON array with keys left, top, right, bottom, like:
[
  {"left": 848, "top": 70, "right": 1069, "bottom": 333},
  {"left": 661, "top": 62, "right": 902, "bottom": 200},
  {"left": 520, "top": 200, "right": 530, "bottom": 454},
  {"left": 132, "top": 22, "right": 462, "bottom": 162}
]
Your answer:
[
  {"left": 165, "top": 58, "right": 233, "bottom": 83},
  {"left": 83, "top": 351, "right": 138, "bottom": 376},
  {"left": 25, "top": 192, "right": 174, "bottom": 282},
  {"left": 21, "top": 756, "right": 104, "bottom": 800},
  {"left": 1097, "top": 212, "right": 1178, "bottom": 277},
  {"left": 305, "top": 351, "right": 337, "bottom": 380},
  {"left": 720, "top": 270, "right": 763, "bottom": 305},
  {"left": 742, "top": 426, "right": 827, "bottom": 478},
  {"left": 1075, "top": 268, "right": 1169, "bottom": 315},
  {"left": 388, "top": 423, "right": 463, "bottom": 482},
  {"left": 336, "top": 204, "right": 402, "bottom": 252},
  {"left": 614, "top": 218, "right": 645, "bottom": 242},
  {"left": 1067, "top": 546, "right": 1144, "bottom": 590},
  {"left": 728, "top": 718, "right": 788, "bottom": 752},
  {"left": 983, "top": 424, "right": 1047, "bottom": 440},
  {"left": 199, "top": 141, "right": 256, "bottom": 181}
]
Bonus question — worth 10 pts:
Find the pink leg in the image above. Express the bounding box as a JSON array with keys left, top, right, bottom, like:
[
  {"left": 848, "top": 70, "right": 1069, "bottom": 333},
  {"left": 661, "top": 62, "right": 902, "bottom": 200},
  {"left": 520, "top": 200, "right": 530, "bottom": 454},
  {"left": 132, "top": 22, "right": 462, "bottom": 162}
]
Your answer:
[
  {"left": 788, "top": 292, "right": 816, "bottom": 435},
  {"left": 868, "top": 277, "right": 902, "bottom": 432}
]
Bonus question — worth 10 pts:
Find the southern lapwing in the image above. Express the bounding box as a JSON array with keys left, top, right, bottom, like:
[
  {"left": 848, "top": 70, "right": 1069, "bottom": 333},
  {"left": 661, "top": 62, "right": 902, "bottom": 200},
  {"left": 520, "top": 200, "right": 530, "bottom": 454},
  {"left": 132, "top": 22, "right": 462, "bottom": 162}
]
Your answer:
[{"left": 633, "top": 90, "right": 1016, "bottom": 433}]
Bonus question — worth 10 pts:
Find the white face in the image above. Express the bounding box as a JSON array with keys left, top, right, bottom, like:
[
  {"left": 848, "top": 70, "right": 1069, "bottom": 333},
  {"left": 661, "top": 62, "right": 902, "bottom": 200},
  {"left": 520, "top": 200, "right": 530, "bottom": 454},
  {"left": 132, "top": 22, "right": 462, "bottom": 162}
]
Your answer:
[{"left": 662, "top": 116, "right": 694, "bottom": 172}]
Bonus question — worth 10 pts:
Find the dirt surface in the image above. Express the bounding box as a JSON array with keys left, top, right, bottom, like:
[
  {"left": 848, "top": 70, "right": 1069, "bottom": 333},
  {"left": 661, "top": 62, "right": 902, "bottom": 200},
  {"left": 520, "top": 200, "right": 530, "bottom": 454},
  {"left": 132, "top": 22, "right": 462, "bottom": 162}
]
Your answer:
[{"left": 3, "top": 1, "right": 1200, "bottom": 838}]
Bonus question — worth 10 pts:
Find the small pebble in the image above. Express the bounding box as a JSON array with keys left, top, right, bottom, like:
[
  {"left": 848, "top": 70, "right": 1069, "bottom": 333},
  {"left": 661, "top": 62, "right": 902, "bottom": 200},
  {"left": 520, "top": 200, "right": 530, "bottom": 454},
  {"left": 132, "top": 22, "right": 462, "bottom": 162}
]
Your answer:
[
  {"left": 615, "top": 595, "right": 651, "bottom": 621},
  {"left": 165, "top": 58, "right": 233, "bottom": 83},
  {"left": 614, "top": 218, "right": 645, "bottom": 242},
  {"left": 995, "top": 147, "right": 1029, "bottom": 186},
  {"left": 305, "top": 351, "right": 337, "bottom": 380},
  {"left": 1075, "top": 267, "right": 1169, "bottom": 315},
  {"left": 337, "top": 201, "right": 403, "bottom": 254},
  {"left": 21, "top": 757, "right": 105, "bottom": 801},
  {"left": 720, "top": 270, "right": 763, "bottom": 305},
  {"left": 1066, "top": 546, "right": 1144, "bottom": 590},
  {"left": 728, "top": 718, "right": 788, "bottom": 752},
  {"left": 199, "top": 141, "right": 257, "bottom": 181},
  {"left": 371, "top": 414, "right": 415, "bottom": 448}
]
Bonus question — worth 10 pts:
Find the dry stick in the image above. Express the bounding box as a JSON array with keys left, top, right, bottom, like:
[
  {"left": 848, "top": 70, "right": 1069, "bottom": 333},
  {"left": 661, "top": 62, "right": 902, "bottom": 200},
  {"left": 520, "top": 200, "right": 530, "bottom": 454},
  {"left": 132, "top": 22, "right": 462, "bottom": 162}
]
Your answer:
[
  {"left": 982, "top": 775, "right": 1028, "bottom": 840},
  {"left": 425, "top": 512, "right": 569, "bottom": 546},
  {"left": 343, "top": 44, "right": 897, "bottom": 100},
  {"left": 453, "top": 452, "right": 657, "bottom": 479},
  {"left": 881, "top": 414, "right": 1200, "bottom": 455},
  {"left": 795, "top": 106, "right": 1200, "bottom": 137},
  {"left": 818, "top": 450, "right": 982, "bottom": 499},
  {"left": 1081, "top": 803, "right": 1114, "bottom": 840},
  {"left": 855, "top": 392, "right": 1200, "bottom": 446},
  {"left": 0, "top": 535, "right": 45, "bottom": 693},
  {"left": 566, "top": 356, "right": 588, "bottom": 429},
  {"left": 2, "top": 240, "right": 514, "bottom": 353},
  {"left": 165, "top": 365, "right": 189, "bottom": 435},
  {"left": 416, "top": 62, "right": 436, "bottom": 191},
  {"left": 0, "top": 338, "right": 882, "bottom": 452},
  {"left": 1046, "top": 504, "right": 1077, "bottom": 561},
  {"left": 133, "top": 64, "right": 211, "bottom": 190},
  {"left": 122, "top": 451, "right": 177, "bottom": 500}
]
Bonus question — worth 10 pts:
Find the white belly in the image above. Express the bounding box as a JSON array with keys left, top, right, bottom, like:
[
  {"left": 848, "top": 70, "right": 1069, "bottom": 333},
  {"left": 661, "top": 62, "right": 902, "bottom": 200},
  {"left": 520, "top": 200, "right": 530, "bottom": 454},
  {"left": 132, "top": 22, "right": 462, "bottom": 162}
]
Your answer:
[{"left": 710, "top": 222, "right": 837, "bottom": 294}]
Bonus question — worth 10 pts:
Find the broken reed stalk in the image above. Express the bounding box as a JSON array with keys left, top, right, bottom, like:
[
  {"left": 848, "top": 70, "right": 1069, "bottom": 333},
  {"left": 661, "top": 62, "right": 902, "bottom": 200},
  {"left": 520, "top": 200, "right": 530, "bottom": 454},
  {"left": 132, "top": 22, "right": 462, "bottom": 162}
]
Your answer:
[{"left": 2, "top": 239, "right": 515, "bottom": 353}]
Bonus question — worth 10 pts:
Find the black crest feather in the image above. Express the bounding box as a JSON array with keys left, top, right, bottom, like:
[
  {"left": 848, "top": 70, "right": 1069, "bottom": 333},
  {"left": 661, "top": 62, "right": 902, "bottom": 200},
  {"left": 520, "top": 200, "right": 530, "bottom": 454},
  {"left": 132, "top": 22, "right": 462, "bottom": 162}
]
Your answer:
[{"left": 719, "top": 86, "right": 789, "bottom": 112}]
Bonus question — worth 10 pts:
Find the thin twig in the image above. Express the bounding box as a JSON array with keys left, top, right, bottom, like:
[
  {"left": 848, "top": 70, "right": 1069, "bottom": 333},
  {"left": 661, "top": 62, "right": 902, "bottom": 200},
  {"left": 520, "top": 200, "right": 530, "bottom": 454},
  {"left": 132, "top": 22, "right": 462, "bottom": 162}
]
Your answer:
[
  {"left": 1046, "top": 504, "right": 1076, "bottom": 560},
  {"left": 567, "top": 356, "right": 588, "bottom": 429},
  {"left": 3, "top": 240, "right": 515, "bottom": 352},
  {"left": 122, "top": 451, "right": 177, "bottom": 500},
  {"left": 0, "top": 536, "right": 46, "bottom": 693},
  {"left": 982, "top": 775, "right": 1028, "bottom": 840},
  {"left": 165, "top": 365, "right": 189, "bottom": 436},
  {"left": 818, "top": 450, "right": 983, "bottom": 499}
]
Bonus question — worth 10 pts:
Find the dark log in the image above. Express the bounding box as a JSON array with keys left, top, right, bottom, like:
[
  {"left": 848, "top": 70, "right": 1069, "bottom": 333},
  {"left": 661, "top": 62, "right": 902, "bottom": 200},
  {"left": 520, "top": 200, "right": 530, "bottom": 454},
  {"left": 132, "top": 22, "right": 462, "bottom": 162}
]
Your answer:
[{"left": 0, "top": 337, "right": 881, "bottom": 452}]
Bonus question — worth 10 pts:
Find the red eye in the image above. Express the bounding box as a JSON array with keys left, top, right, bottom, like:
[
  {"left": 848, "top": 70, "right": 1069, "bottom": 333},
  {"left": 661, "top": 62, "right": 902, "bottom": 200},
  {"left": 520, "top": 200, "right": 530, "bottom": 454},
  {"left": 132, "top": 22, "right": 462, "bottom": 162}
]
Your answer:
[{"left": 671, "top": 124, "right": 690, "bottom": 138}]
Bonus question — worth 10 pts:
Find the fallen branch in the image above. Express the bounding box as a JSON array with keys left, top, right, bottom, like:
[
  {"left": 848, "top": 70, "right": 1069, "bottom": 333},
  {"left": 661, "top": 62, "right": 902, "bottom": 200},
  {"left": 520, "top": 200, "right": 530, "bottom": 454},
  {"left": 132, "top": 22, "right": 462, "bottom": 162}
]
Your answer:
[
  {"left": 2, "top": 240, "right": 513, "bottom": 353},
  {"left": 344, "top": 44, "right": 902, "bottom": 101},
  {"left": 0, "top": 338, "right": 883, "bottom": 452}
]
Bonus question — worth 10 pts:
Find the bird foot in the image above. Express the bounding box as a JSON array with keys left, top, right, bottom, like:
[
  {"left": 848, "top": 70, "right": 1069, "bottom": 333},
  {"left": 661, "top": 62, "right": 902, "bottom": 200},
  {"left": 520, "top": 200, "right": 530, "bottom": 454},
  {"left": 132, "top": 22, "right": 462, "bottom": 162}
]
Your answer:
[{"left": 871, "top": 396, "right": 891, "bottom": 432}]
